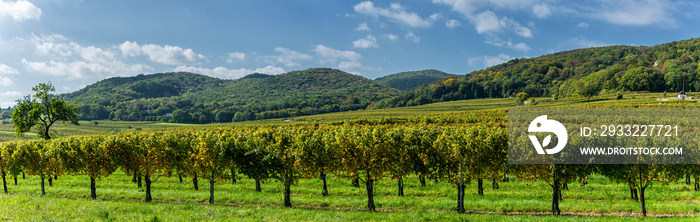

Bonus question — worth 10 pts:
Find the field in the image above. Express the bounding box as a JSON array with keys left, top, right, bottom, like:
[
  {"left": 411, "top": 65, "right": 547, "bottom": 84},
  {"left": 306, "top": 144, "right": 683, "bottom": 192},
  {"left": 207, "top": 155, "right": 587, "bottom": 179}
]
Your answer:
[
  {"left": 2, "top": 170, "right": 700, "bottom": 221},
  {"left": 2, "top": 93, "right": 700, "bottom": 221}
]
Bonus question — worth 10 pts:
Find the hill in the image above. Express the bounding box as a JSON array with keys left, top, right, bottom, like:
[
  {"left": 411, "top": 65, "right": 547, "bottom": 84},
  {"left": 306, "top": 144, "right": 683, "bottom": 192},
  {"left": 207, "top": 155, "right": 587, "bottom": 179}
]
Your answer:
[
  {"left": 374, "top": 69, "right": 458, "bottom": 91},
  {"left": 64, "top": 68, "right": 399, "bottom": 123},
  {"left": 372, "top": 37, "right": 700, "bottom": 108}
]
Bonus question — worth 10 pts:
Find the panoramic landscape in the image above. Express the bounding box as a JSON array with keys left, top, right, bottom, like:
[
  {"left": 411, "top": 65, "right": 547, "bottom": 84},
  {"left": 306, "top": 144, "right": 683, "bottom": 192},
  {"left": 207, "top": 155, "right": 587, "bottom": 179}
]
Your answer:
[{"left": 2, "top": 0, "right": 700, "bottom": 221}]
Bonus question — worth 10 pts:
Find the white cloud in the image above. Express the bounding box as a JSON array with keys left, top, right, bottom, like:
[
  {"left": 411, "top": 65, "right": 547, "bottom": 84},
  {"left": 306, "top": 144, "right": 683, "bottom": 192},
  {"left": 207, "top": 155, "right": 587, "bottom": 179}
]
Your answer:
[
  {"left": 314, "top": 45, "right": 361, "bottom": 64},
  {"left": 23, "top": 35, "right": 152, "bottom": 79},
  {"left": 174, "top": 65, "right": 285, "bottom": 79},
  {"left": 405, "top": 32, "right": 420, "bottom": 43},
  {"left": 118, "top": 41, "right": 208, "bottom": 65},
  {"left": 0, "top": 0, "right": 42, "bottom": 21},
  {"left": 0, "top": 77, "right": 12, "bottom": 86},
  {"left": 338, "top": 61, "right": 363, "bottom": 70},
  {"left": 532, "top": 4, "right": 552, "bottom": 18},
  {"left": 385, "top": 34, "right": 399, "bottom": 41},
  {"left": 119, "top": 41, "right": 141, "bottom": 57},
  {"left": 592, "top": 0, "right": 677, "bottom": 26},
  {"left": 0, "top": 91, "right": 22, "bottom": 97},
  {"left": 0, "top": 101, "right": 16, "bottom": 108},
  {"left": 353, "top": 35, "right": 378, "bottom": 48},
  {"left": 469, "top": 53, "right": 513, "bottom": 67},
  {"left": 472, "top": 10, "right": 503, "bottom": 33},
  {"left": 564, "top": 37, "right": 611, "bottom": 48},
  {"left": 141, "top": 44, "right": 208, "bottom": 65},
  {"left": 485, "top": 37, "right": 531, "bottom": 53},
  {"left": 266, "top": 47, "right": 313, "bottom": 67},
  {"left": 446, "top": 19, "right": 461, "bottom": 28},
  {"left": 227, "top": 52, "right": 245, "bottom": 63},
  {"left": 355, "top": 22, "right": 371, "bottom": 31},
  {"left": 0, "top": 64, "right": 18, "bottom": 74},
  {"left": 434, "top": 1, "right": 535, "bottom": 38},
  {"left": 354, "top": 1, "right": 434, "bottom": 28},
  {"left": 577, "top": 22, "right": 589, "bottom": 28}
]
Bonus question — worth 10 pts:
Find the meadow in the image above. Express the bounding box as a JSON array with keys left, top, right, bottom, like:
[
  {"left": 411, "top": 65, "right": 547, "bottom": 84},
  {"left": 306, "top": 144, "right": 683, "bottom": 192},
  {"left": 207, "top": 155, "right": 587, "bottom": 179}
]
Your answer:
[{"left": 2, "top": 92, "right": 700, "bottom": 221}]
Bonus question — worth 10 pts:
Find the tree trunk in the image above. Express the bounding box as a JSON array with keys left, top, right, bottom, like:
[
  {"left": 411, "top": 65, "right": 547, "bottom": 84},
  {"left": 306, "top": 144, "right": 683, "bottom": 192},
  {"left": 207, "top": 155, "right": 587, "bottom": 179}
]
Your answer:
[
  {"left": 502, "top": 173, "right": 509, "bottom": 182},
  {"left": 22, "top": 172, "right": 25, "bottom": 179},
  {"left": 132, "top": 174, "right": 137, "bottom": 183},
  {"left": 492, "top": 178, "right": 499, "bottom": 189},
  {"left": 255, "top": 179, "right": 261, "bottom": 192},
  {"left": 90, "top": 177, "right": 96, "bottom": 200},
  {"left": 630, "top": 187, "right": 639, "bottom": 201},
  {"left": 552, "top": 178, "right": 560, "bottom": 215},
  {"left": 230, "top": 168, "right": 236, "bottom": 184},
  {"left": 284, "top": 182, "right": 292, "bottom": 207},
  {"left": 14, "top": 175, "right": 17, "bottom": 185},
  {"left": 209, "top": 173, "right": 215, "bottom": 204},
  {"left": 366, "top": 179, "right": 376, "bottom": 212},
  {"left": 320, "top": 172, "right": 328, "bottom": 196},
  {"left": 2, "top": 171, "right": 7, "bottom": 194},
  {"left": 397, "top": 177, "right": 404, "bottom": 196},
  {"left": 48, "top": 175, "right": 52, "bottom": 187},
  {"left": 686, "top": 174, "right": 691, "bottom": 185},
  {"left": 563, "top": 182, "right": 568, "bottom": 190},
  {"left": 40, "top": 173, "right": 45, "bottom": 195},
  {"left": 477, "top": 178, "right": 484, "bottom": 195},
  {"left": 695, "top": 177, "right": 699, "bottom": 191},
  {"left": 419, "top": 175, "right": 426, "bottom": 186},
  {"left": 54, "top": 174, "right": 57, "bottom": 180},
  {"left": 179, "top": 175, "right": 183, "bottom": 183},
  {"left": 193, "top": 173, "right": 199, "bottom": 190},
  {"left": 352, "top": 177, "right": 360, "bottom": 188},
  {"left": 457, "top": 182, "right": 465, "bottom": 213},
  {"left": 145, "top": 174, "right": 152, "bottom": 202},
  {"left": 640, "top": 186, "right": 647, "bottom": 216},
  {"left": 137, "top": 174, "right": 142, "bottom": 188}
]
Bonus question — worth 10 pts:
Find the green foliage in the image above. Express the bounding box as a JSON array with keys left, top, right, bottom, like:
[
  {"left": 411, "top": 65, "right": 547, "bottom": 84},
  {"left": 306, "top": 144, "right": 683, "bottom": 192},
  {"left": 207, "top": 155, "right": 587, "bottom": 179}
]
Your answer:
[
  {"left": 515, "top": 92, "right": 529, "bottom": 104},
  {"left": 374, "top": 69, "right": 458, "bottom": 91},
  {"left": 12, "top": 83, "right": 80, "bottom": 140},
  {"left": 63, "top": 69, "right": 399, "bottom": 123}
]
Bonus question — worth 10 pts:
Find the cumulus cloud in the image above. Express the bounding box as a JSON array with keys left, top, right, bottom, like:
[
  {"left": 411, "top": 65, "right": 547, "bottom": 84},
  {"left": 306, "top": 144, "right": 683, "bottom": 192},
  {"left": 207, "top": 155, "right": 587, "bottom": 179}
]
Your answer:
[
  {"left": 405, "top": 32, "right": 420, "bottom": 43},
  {"left": 0, "top": 64, "right": 18, "bottom": 74},
  {"left": 354, "top": 1, "right": 434, "bottom": 28},
  {"left": 314, "top": 45, "right": 361, "bottom": 63},
  {"left": 532, "top": 4, "right": 552, "bottom": 18},
  {"left": 174, "top": 65, "right": 285, "bottom": 79},
  {"left": 434, "top": 0, "right": 534, "bottom": 38},
  {"left": 468, "top": 53, "right": 513, "bottom": 67},
  {"left": 355, "top": 22, "right": 371, "bottom": 31},
  {"left": 0, "top": 77, "right": 12, "bottom": 86},
  {"left": 353, "top": 35, "right": 378, "bottom": 48},
  {"left": 266, "top": 47, "right": 313, "bottom": 67},
  {"left": 119, "top": 41, "right": 208, "bottom": 65},
  {"left": 385, "top": 34, "right": 399, "bottom": 41},
  {"left": 22, "top": 35, "right": 152, "bottom": 79},
  {"left": 446, "top": 19, "right": 461, "bottom": 28},
  {"left": 227, "top": 52, "right": 245, "bottom": 63},
  {"left": 577, "top": 22, "right": 589, "bottom": 28},
  {"left": 0, "top": 0, "right": 42, "bottom": 21}
]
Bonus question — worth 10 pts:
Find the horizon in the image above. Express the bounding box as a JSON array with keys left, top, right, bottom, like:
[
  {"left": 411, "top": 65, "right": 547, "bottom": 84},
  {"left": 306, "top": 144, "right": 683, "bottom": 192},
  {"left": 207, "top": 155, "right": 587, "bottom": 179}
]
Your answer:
[{"left": 1, "top": 0, "right": 699, "bottom": 107}]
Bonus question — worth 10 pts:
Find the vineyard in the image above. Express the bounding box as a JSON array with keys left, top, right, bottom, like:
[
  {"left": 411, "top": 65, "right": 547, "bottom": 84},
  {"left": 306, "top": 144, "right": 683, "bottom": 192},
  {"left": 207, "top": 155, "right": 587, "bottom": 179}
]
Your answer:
[{"left": 3, "top": 97, "right": 700, "bottom": 220}]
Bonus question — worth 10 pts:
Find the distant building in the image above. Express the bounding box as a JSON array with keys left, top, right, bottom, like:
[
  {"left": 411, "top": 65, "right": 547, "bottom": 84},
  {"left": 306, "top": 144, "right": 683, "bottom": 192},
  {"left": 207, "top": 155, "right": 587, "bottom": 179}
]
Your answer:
[
  {"left": 678, "top": 91, "right": 686, "bottom": 100},
  {"left": 163, "top": 113, "right": 173, "bottom": 117}
]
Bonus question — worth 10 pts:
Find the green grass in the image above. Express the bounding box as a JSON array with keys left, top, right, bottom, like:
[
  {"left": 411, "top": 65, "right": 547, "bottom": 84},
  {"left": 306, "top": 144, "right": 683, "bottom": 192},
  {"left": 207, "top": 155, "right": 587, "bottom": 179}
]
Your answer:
[{"left": 2, "top": 172, "right": 700, "bottom": 220}]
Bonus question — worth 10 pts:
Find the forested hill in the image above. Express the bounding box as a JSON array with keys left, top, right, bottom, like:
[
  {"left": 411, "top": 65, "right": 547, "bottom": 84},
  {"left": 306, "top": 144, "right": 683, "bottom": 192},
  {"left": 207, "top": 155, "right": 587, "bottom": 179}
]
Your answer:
[
  {"left": 374, "top": 69, "right": 457, "bottom": 91},
  {"left": 64, "top": 68, "right": 399, "bottom": 123},
  {"left": 371, "top": 37, "right": 700, "bottom": 109}
]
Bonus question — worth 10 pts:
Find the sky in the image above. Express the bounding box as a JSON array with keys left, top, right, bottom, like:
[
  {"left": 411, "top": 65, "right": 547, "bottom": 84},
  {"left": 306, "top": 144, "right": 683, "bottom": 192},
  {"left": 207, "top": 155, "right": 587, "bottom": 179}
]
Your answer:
[{"left": 1, "top": 0, "right": 699, "bottom": 108}]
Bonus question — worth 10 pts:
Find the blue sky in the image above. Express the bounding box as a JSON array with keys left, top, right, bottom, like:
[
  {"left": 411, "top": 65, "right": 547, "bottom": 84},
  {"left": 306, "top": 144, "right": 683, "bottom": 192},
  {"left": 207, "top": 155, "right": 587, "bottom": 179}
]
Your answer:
[{"left": 1, "top": 0, "right": 699, "bottom": 108}]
